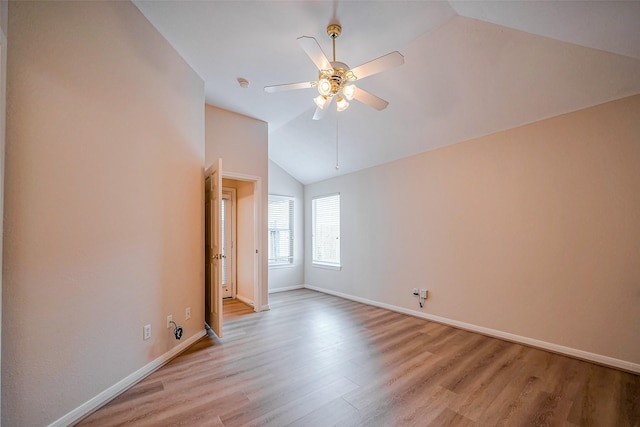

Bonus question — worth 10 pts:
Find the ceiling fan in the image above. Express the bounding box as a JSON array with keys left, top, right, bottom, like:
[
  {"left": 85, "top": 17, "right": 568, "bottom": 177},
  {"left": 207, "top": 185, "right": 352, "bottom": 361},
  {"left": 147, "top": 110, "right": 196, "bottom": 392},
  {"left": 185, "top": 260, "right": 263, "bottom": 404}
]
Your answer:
[{"left": 264, "top": 23, "right": 404, "bottom": 120}]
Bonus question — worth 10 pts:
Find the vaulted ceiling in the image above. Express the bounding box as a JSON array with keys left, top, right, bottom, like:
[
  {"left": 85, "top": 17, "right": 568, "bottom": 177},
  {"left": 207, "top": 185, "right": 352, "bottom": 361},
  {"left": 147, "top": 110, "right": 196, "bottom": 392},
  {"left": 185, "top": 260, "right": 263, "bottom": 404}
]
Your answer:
[{"left": 134, "top": 1, "right": 640, "bottom": 184}]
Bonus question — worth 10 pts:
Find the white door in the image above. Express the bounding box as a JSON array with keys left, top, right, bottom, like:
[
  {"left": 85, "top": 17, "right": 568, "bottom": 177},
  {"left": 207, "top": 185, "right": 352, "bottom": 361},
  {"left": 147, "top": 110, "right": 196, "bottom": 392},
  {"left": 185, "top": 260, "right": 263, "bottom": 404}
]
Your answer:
[{"left": 205, "top": 159, "right": 223, "bottom": 337}]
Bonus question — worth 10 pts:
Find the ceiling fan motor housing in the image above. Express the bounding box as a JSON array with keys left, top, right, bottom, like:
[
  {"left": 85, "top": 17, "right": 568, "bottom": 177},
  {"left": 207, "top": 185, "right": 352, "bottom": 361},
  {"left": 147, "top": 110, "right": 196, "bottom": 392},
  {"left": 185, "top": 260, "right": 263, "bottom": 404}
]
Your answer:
[
  {"left": 319, "top": 61, "right": 354, "bottom": 96},
  {"left": 327, "top": 23, "right": 342, "bottom": 39}
]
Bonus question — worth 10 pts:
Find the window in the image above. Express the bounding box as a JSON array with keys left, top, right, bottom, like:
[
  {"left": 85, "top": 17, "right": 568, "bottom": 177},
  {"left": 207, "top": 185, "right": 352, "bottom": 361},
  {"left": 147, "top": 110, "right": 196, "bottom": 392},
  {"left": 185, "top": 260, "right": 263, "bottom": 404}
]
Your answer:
[
  {"left": 312, "top": 193, "right": 340, "bottom": 267},
  {"left": 268, "top": 195, "right": 294, "bottom": 265}
]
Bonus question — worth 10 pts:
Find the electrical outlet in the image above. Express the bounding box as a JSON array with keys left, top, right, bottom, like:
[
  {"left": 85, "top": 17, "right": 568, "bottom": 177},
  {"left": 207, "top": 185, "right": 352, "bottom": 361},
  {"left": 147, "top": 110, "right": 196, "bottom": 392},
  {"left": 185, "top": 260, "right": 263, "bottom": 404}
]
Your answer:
[
  {"left": 167, "top": 314, "right": 173, "bottom": 329},
  {"left": 420, "top": 289, "right": 428, "bottom": 299},
  {"left": 143, "top": 324, "right": 151, "bottom": 340},
  {"left": 185, "top": 307, "right": 191, "bottom": 320},
  {"left": 413, "top": 288, "right": 418, "bottom": 295}
]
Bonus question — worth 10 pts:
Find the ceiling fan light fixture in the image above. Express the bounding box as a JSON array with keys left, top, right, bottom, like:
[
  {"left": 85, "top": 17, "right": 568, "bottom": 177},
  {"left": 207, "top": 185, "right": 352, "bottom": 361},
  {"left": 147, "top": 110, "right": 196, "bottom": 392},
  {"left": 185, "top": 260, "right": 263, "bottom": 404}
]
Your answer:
[
  {"left": 264, "top": 22, "right": 401, "bottom": 120},
  {"left": 336, "top": 96, "right": 349, "bottom": 112},
  {"left": 314, "top": 95, "right": 328, "bottom": 109},
  {"left": 343, "top": 84, "right": 356, "bottom": 101},
  {"left": 317, "top": 78, "right": 332, "bottom": 96}
]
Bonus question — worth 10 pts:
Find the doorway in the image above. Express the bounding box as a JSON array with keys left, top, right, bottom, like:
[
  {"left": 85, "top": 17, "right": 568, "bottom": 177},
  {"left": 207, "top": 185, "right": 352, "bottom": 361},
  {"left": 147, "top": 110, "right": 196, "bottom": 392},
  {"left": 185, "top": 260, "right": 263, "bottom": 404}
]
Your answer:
[
  {"left": 221, "top": 188, "right": 236, "bottom": 299},
  {"left": 221, "top": 177, "right": 258, "bottom": 309},
  {"left": 204, "top": 160, "right": 264, "bottom": 338}
]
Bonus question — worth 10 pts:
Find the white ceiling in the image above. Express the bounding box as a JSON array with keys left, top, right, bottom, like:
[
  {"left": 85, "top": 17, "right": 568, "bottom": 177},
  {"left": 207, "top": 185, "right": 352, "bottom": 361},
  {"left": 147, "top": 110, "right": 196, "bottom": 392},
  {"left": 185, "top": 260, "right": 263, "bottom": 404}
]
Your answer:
[{"left": 133, "top": 1, "right": 640, "bottom": 185}]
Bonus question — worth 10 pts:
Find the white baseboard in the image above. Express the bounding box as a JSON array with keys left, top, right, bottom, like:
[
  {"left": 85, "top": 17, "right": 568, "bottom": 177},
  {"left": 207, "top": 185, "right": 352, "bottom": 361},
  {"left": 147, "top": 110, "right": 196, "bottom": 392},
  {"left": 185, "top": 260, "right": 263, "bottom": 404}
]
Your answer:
[
  {"left": 268, "top": 285, "right": 304, "bottom": 294},
  {"left": 235, "top": 294, "right": 254, "bottom": 307},
  {"left": 48, "top": 330, "right": 207, "bottom": 427},
  {"left": 304, "top": 285, "right": 640, "bottom": 374},
  {"left": 232, "top": 295, "right": 268, "bottom": 311}
]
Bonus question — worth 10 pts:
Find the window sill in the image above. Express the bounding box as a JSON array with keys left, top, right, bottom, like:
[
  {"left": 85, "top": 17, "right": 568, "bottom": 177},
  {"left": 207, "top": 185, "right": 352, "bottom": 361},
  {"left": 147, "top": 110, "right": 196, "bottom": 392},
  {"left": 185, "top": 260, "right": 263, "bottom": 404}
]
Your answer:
[
  {"left": 269, "top": 263, "right": 296, "bottom": 270},
  {"left": 312, "top": 262, "right": 342, "bottom": 271}
]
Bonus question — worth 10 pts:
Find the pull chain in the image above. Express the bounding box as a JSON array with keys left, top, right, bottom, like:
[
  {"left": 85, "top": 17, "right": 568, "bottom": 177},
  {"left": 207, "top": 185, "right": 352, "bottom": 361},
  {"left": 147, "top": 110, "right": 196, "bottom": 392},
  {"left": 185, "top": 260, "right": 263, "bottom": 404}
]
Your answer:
[{"left": 335, "top": 117, "right": 340, "bottom": 170}]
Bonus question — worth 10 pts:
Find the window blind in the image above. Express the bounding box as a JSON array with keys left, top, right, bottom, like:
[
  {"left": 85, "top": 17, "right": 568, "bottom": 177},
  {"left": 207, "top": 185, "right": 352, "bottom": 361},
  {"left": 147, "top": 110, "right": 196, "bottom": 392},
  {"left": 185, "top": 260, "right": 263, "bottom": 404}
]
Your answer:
[
  {"left": 268, "top": 196, "right": 294, "bottom": 264},
  {"left": 312, "top": 193, "right": 340, "bottom": 267}
]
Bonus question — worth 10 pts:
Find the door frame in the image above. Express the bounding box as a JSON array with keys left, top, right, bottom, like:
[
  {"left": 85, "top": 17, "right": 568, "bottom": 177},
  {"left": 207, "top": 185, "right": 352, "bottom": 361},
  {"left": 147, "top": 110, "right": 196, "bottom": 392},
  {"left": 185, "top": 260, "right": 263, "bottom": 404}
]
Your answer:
[
  {"left": 222, "top": 171, "right": 264, "bottom": 313},
  {"left": 0, "top": 8, "right": 7, "bottom": 416}
]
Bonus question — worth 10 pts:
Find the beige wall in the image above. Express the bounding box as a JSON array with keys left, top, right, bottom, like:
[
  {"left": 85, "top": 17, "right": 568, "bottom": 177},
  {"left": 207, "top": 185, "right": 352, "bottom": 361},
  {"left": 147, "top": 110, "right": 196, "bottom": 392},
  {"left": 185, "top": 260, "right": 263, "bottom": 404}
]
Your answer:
[
  {"left": 305, "top": 94, "right": 640, "bottom": 367},
  {"left": 204, "top": 105, "right": 268, "bottom": 177},
  {"left": 236, "top": 180, "right": 256, "bottom": 302},
  {"left": 3, "top": 2, "right": 205, "bottom": 425},
  {"left": 205, "top": 105, "right": 268, "bottom": 309}
]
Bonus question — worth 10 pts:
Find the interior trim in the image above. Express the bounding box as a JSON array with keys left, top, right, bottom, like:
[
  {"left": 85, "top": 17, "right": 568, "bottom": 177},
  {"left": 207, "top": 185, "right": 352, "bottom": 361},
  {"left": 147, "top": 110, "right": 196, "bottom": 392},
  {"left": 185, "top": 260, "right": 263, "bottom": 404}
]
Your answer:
[
  {"left": 304, "top": 285, "right": 640, "bottom": 375},
  {"left": 235, "top": 294, "right": 254, "bottom": 308},
  {"left": 48, "top": 330, "right": 207, "bottom": 427},
  {"left": 268, "top": 285, "right": 305, "bottom": 293}
]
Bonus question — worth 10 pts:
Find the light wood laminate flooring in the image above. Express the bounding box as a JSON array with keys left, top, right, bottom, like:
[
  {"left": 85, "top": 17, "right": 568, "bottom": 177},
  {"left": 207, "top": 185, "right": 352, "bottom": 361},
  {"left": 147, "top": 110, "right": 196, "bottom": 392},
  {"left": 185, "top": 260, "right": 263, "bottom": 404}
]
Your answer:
[{"left": 77, "top": 289, "right": 639, "bottom": 426}]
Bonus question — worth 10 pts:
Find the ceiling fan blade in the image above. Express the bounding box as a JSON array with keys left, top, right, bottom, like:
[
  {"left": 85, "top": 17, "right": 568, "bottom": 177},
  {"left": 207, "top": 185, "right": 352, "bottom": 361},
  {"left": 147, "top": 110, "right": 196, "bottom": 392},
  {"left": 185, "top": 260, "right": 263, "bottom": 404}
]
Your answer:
[
  {"left": 350, "top": 51, "right": 404, "bottom": 80},
  {"left": 312, "top": 96, "right": 334, "bottom": 120},
  {"left": 297, "top": 36, "right": 333, "bottom": 72},
  {"left": 352, "top": 87, "right": 389, "bottom": 111},
  {"left": 264, "top": 81, "right": 315, "bottom": 93}
]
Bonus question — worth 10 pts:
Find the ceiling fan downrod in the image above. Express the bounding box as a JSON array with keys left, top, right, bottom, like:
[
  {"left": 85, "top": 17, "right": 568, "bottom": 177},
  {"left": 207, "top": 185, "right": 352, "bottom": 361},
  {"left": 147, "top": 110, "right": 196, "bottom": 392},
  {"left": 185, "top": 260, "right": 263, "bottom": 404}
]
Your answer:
[
  {"left": 327, "top": 23, "right": 341, "bottom": 63},
  {"left": 317, "top": 23, "right": 355, "bottom": 109}
]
